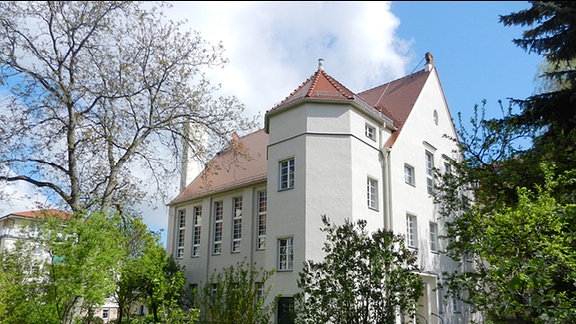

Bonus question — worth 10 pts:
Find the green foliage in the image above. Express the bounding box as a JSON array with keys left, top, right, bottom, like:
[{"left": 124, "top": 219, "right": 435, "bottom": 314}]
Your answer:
[
  {"left": 0, "top": 239, "right": 59, "bottom": 323},
  {"left": 440, "top": 165, "right": 576, "bottom": 322},
  {"left": 0, "top": 211, "right": 126, "bottom": 323},
  {"left": 117, "top": 227, "right": 191, "bottom": 323},
  {"left": 0, "top": 211, "right": 196, "bottom": 324},
  {"left": 195, "top": 260, "right": 276, "bottom": 324},
  {"left": 499, "top": 1, "right": 576, "bottom": 139},
  {"left": 438, "top": 7, "right": 576, "bottom": 320},
  {"left": 296, "top": 215, "right": 423, "bottom": 324}
]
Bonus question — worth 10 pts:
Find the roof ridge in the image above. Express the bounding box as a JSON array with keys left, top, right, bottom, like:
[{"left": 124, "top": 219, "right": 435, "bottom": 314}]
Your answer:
[
  {"left": 272, "top": 71, "right": 318, "bottom": 110},
  {"left": 359, "top": 68, "right": 427, "bottom": 95}
]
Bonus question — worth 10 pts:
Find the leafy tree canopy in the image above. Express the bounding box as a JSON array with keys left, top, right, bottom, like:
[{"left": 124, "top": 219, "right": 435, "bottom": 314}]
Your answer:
[
  {"left": 499, "top": 1, "right": 576, "bottom": 137},
  {"left": 194, "top": 260, "right": 276, "bottom": 324},
  {"left": 0, "top": 211, "right": 126, "bottom": 324},
  {"left": 440, "top": 165, "right": 576, "bottom": 322},
  {"left": 0, "top": 1, "right": 257, "bottom": 214},
  {"left": 296, "top": 215, "right": 423, "bottom": 324}
]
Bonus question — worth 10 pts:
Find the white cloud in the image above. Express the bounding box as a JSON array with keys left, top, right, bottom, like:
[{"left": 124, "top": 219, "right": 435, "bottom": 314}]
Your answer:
[
  {"left": 0, "top": 168, "right": 53, "bottom": 216},
  {"left": 153, "top": 1, "right": 411, "bottom": 243},
  {"left": 166, "top": 1, "right": 409, "bottom": 122},
  {"left": 2, "top": 2, "right": 411, "bottom": 244}
]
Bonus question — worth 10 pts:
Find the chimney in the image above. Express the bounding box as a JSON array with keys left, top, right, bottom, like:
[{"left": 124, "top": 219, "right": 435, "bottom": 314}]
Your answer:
[
  {"left": 424, "top": 52, "right": 434, "bottom": 72},
  {"left": 180, "top": 123, "right": 207, "bottom": 191},
  {"left": 318, "top": 58, "right": 324, "bottom": 70}
]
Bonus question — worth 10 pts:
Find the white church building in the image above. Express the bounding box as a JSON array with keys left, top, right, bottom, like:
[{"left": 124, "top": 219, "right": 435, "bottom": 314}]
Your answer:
[{"left": 167, "top": 54, "right": 476, "bottom": 323}]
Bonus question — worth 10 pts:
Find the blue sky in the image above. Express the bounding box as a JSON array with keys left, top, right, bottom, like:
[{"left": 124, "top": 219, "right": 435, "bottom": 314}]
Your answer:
[
  {"left": 165, "top": 1, "right": 543, "bottom": 130},
  {"left": 391, "top": 1, "right": 543, "bottom": 126},
  {"left": 1, "top": 2, "right": 545, "bottom": 246}
]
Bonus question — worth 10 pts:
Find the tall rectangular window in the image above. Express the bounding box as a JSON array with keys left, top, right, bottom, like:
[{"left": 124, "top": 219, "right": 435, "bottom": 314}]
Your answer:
[
  {"left": 452, "top": 292, "right": 462, "bottom": 313},
  {"left": 278, "top": 237, "right": 294, "bottom": 271},
  {"left": 213, "top": 201, "right": 223, "bottom": 255},
  {"left": 257, "top": 191, "right": 267, "bottom": 250},
  {"left": 279, "top": 158, "right": 295, "bottom": 190},
  {"left": 425, "top": 151, "right": 435, "bottom": 194},
  {"left": 232, "top": 197, "right": 242, "bottom": 253},
  {"left": 176, "top": 209, "right": 186, "bottom": 258},
  {"left": 367, "top": 177, "right": 378, "bottom": 210},
  {"left": 406, "top": 214, "right": 418, "bottom": 248},
  {"left": 430, "top": 221, "right": 438, "bottom": 253},
  {"left": 438, "top": 285, "right": 444, "bottom": 314},
  {"left": 404, "top": 164, "right": 415, "bottom": 186},
  {"left": 192, "top": 206, "right": 202, "bottom": 257},
  {"left": 444, "top": 161, "right": 452, "bottom": 175},
  {"left": 255, "top": 282, "right": 264, "bottom": 303}
]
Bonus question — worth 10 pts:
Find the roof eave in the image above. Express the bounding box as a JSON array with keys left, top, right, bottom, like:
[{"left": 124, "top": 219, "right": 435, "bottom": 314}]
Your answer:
[
  {"left": 168, "top": 174, "right": 268, "bottom": 207},
  {"left": 265, "top": 96, "right": 396, "bottom": 133}
]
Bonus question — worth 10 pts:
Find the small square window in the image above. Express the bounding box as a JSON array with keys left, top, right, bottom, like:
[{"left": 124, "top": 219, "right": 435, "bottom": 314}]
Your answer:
[
  {"left": 102, "top": 309, "right": 109, "bottom": 319},
  {"left": 365, "top": 124, "right": 376, "bottom": 141},
  {"left": 404, "top": 164, "right": 415, "bottom": 186}
]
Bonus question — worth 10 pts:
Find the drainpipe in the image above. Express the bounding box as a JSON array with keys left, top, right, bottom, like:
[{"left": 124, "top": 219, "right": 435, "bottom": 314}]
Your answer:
[
  {"left": 380, "top": 137, "right": 393, "bottom": 231},
  {"left": 205, "top": 197, "right": 213, "bottom": 285}
]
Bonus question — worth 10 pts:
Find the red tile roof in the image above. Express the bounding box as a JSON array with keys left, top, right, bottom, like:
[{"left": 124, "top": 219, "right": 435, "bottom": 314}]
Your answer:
[
  {"left": 3, "top": 209, "right": 71, "bottom": 220},
  {"left": 170, "top": 129, "right": 269, "bottom": 205},
  {"left": 358, "top": 69, "right": 431, "bottom": 147},
  {"left": 173, "top": 66, "right": 433, "bottom": 204},
  {"left": 269, "top": 68, "right": 356, "bottom": 112}
]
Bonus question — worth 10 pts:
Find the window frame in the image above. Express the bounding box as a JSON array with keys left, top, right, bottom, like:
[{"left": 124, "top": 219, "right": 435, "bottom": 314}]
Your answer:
[
  {"left": 279, "top": 158, "right": 295, "bottom": 190},
  {"left": 406, "top": 214, "right": 418, "bottom": 248},
  {"left": 452, "top": 293, "right": 462, "bottom": 313},
  {"left": 192, "top": 205, "right": 202, "bottom": 257},
  {"left": 425, "top": 151, "right": 435, "bottom": 194},
  {"left": 429, "top": 221, "right": 439, "bottom": 253},
  {"left": 257, "top": 191, "right": 267, "bottom": 250},
  {"left": 231, "top": 196, "right": 242, "bottom": 253},
  {"left": 277, "top": 237, "right": 294, "bottom": 271},
  {"left": 444, "top": 161, "right": 452, "bottom": 175},
  {"left": 404, "top": 163, "right": 415, "bottom": 186},
  {"left": 176, "top": 209, "right": 186, "bottom": 259},
  {"left": 367, "top": 177, "right": 378, "bottom": 210},
  {"left": 212, "top": 201, "right": 223, "bottom": 255},
  {"left": 365, "top": 123, "right": 376, "bottom": 141}
]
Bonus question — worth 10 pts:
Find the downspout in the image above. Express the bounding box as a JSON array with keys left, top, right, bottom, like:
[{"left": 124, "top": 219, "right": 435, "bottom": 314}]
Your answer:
[
  {"left": 381, "top": 146, "right": 392, "bottom": 231},
  {"left": 249, "top": 190, "right": 254, "bottom": 272},
  {"left": 205, "top": 197, "right": 213, "bottom": 285}
]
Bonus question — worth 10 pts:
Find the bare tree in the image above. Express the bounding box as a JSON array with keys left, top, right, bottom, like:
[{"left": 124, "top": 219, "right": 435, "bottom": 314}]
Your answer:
[{"left": 0, "top": 1, "right": 257, "bottom": 213}]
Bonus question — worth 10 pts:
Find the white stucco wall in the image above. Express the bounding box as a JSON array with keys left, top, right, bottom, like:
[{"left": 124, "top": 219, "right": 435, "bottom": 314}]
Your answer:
[
  {"left": 171, "top": 183, "right": 267, "bottom": 286},
  {"left": 168, "top": 68, "right": 469, "bottom": 324}
]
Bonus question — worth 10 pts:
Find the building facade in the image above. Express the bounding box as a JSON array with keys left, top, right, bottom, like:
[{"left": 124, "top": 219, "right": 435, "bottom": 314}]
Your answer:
[
  {"left": 167, "top": 54, "right": 477, "bottom": 323},
  {"left": 0, "top": 209, "right": 129, "bottom": 323}
]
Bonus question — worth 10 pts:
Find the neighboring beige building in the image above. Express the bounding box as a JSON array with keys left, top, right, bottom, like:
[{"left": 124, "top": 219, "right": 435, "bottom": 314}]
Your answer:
[
  {"left": 167, "top": 54, "right": 480, "bottom": 323},
  {"left": 0, "top": 209, "right": 124, "bottom": 323},
  {"left": 0, "top": 209, "right": 69, "bottom": 252}
]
